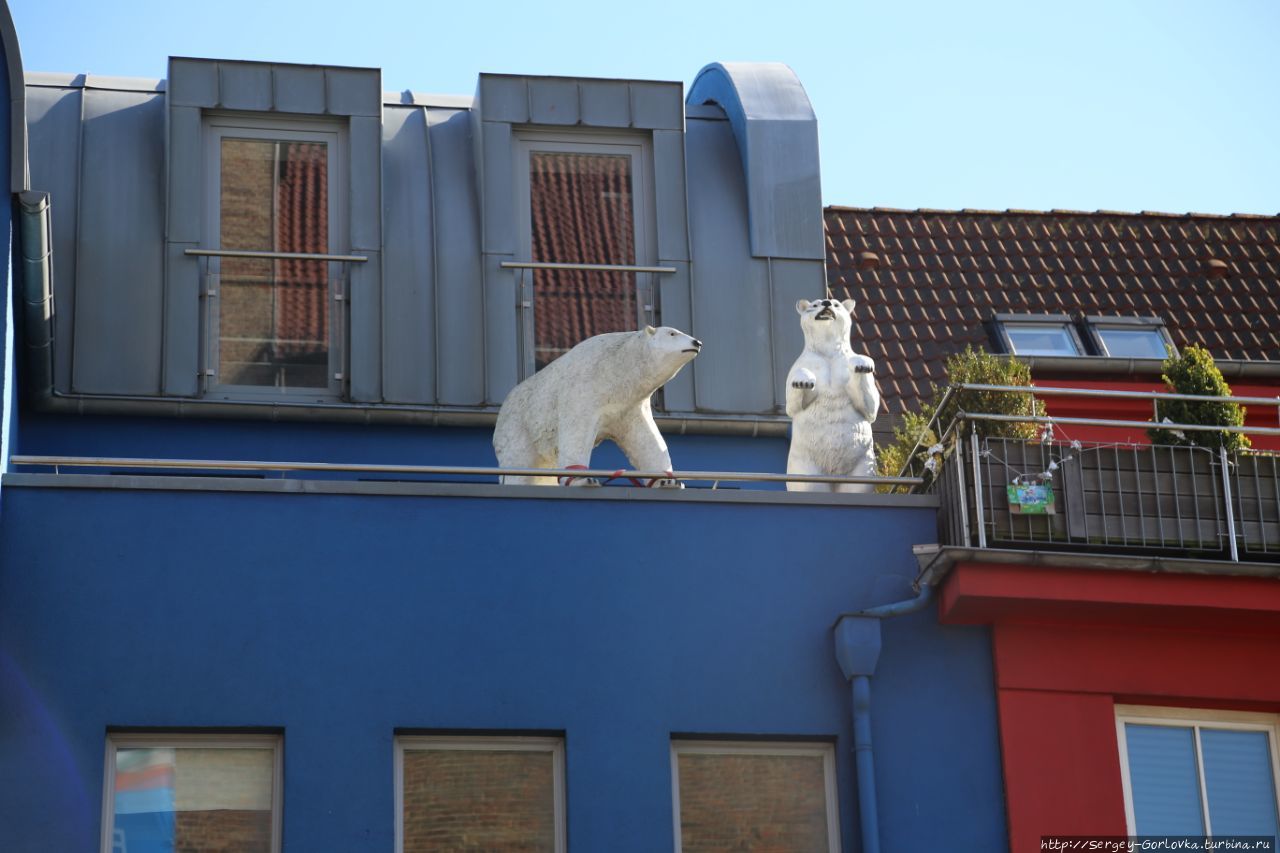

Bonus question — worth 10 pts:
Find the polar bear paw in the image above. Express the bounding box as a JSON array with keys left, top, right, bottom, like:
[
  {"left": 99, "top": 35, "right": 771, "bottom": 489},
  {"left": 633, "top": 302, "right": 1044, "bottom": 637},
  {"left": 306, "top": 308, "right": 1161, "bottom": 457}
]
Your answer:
[
  {"left": 791, "top": 368, "right": 818, "bottom": 390},
  {"left": 851, "top": 355, "right": 875, "bottom": 375}
]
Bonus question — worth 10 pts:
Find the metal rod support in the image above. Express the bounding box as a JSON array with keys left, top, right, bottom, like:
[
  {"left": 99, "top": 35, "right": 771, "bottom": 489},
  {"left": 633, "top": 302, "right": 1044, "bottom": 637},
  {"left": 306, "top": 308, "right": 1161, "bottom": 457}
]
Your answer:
[
  {"left": 8, "top": 455, "right": 923, "bottom": 487},
  {"left": 1220, "top": 447, "right": 1240, "bottom": 562},
  {"left": 185, "top": 248, "right": 369, "bottom": 263},
  {"left": 970, "top": 430, "right": 987, "bottom": 549},
  {"left": 500, "top": 261, "right": 677, "bottom": 274}
]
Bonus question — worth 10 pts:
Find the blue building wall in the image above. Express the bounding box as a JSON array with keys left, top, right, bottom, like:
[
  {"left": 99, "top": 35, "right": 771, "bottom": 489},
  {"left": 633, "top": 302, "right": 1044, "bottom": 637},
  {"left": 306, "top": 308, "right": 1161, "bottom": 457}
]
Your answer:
[{"left": 0, "top": 482, "right": 1008, "bottom": 851}]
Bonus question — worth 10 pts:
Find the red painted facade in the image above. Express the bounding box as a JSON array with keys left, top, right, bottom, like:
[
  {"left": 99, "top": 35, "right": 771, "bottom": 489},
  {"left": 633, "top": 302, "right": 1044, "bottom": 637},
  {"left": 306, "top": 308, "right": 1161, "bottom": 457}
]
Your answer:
[
  {"left": 1034, "top": 376, "right": 1280, "bottom": 452},
  {"left": 939, "top": 561, "right": 1280, "bottom": 851}
]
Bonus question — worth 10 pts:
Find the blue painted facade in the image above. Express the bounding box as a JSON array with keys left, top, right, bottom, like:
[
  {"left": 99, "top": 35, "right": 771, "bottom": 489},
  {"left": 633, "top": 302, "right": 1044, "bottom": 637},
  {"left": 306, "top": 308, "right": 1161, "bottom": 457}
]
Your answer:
[
  {"left": 0, "top": 8, "right": 1011, "bottom": 850},
  {"left": 0, "top": 483, "right": 1007, "bottom": 851}
]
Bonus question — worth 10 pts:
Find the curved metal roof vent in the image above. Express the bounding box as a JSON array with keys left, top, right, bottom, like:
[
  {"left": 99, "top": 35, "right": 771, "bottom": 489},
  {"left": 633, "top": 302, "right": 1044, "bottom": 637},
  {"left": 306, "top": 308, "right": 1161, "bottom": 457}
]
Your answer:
[
  {"left": 1205, "top": 258, "right": 1230, "bottom": 278},
  {"left": 857, "top": 250, "right": 881, "bottom": 271}
]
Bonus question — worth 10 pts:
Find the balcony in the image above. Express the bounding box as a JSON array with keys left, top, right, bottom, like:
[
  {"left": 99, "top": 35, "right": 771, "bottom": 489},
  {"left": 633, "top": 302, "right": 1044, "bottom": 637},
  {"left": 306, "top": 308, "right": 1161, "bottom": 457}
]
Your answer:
[{"left": 907, "top": 384, "right": 1280, "bottom": 573}]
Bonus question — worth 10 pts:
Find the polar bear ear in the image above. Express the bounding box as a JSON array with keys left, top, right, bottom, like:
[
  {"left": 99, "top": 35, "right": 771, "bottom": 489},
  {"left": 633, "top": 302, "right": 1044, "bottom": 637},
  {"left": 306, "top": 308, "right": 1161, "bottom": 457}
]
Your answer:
[
  {"left": 645, "top": 325, "right": 656, "bottom": 336},
  {"left": 795, "top": 299, "right": 811, "bottom": 314},
  {"left": 842, "top": 298, "right": 857, "bottom": 314}
]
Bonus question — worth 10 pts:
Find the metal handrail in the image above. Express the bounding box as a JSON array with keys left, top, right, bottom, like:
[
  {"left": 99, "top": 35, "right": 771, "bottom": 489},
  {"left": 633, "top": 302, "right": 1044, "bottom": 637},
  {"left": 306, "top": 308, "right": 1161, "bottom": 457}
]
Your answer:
[
  {"left": 895, "top": 381, "right": 1277, "bottom": 481},
  {"left": 957, "top": 382, "right": 1280, "bottom": 409},
  {"left": 960, "top": 411, "right": 1280, "bottom": 437},
  {"left": 500, "top": 261, "right": 677, "bottom": 274},
  {"left": 185, "top": 249, "right": 369, "bottom": 263},
  {"left": 8, "top": 455, "right": 923, "bottom": 488}
]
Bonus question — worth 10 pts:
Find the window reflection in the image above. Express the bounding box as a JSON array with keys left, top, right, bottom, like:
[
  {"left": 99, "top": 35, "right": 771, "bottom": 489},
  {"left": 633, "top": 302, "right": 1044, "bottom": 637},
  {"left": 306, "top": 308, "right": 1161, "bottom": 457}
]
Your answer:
[
  {"left": 219, "top": 138, "right": 330, "bottom": 389},
  {"left": 111, "top": 746, "right": 274, "bottom": 853},
  {"left": 529, "top": 151, "right": 636, "bottom": 369}
]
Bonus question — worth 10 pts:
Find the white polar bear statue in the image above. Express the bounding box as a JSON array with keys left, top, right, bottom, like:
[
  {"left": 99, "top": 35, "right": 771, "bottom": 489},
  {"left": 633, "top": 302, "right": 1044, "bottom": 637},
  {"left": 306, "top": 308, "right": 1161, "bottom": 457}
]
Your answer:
[
  {"left": 785, "top": 298, "right": 880, "bottom": 493},
  {"left": 493, "top": 326, "right": 702, "bottom": 486}
]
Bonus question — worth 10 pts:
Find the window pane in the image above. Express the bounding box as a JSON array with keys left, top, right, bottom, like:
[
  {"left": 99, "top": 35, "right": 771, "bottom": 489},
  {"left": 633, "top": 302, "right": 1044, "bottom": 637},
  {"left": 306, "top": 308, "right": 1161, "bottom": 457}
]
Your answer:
[
  {"left": 219, "top": 138, "right": 330, "bottom": 389},
  {"left": 402, "top": 747, "right": 556, "bottom": 852},
  {"left": 1096, "top": 328, "right": 1170, "bottom": 359},
  {"left": 1201, "top": 728, "right": 1280, "bottom": 837},
  {"left": 1125, "top": 723, "right": 1206, "bottom": 835},
  {"left": 676, "top": 751, "right": 831, "bottom": 852},
  {"left": 1004, "top": 324, "right": 1080, "bottom": 356},
  {"left": 112, "top": 746, "right": 274, "bottom": 853},
  {"left": 529, "top": 152, "right": 636, "bottom": 369}
]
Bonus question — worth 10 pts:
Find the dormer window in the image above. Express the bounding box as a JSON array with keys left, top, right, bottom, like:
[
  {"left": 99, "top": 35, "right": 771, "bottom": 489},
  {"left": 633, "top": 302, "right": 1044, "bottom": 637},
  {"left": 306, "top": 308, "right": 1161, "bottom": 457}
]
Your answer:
[
  {"left": 994, "top": 315, "right": 1085, "bottom": 357},
  {"left": 1085, "top": 317, "right": 1175, "bottom": 360}
]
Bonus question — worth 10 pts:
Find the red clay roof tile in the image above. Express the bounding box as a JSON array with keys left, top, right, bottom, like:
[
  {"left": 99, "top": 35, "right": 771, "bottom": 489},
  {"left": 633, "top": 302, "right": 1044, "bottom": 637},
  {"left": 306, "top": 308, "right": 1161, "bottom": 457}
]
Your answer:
[{"left": 826, "top": 206, "right": 1280, "bottom": 420}]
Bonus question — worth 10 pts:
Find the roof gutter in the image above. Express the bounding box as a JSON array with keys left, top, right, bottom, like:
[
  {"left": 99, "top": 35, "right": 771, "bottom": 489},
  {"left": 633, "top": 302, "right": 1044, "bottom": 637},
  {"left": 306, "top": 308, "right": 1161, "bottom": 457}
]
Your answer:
[{"left": 1002, "top": 354, "right": 1280, "bottom": 382}]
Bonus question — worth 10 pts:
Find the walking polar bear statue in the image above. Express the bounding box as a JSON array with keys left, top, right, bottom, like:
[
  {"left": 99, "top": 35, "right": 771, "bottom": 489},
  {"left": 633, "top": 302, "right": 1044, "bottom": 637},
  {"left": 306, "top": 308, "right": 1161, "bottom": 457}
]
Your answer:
[
  {"left": 785, "top": 298, "right": 880, "bottom": 492},
  {"left": 493, "top": 326, "right": 702, "bottom": 486}
]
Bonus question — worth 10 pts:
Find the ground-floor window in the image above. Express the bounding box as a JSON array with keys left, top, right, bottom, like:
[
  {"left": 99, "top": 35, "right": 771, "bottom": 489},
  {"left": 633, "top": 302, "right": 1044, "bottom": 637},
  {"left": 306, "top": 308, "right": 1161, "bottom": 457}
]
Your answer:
[
  {"left": 670, "top": 739, "right": 840, "bottom": 853},
  {"left": 1116, "top": 705, "right": 1280, "bottom": 838},
  {"left": 395, "top": 734, "right": 566, "bottom": 853},
  {"left": 102, "top": 732, "right": 281, "bottom": 853}
]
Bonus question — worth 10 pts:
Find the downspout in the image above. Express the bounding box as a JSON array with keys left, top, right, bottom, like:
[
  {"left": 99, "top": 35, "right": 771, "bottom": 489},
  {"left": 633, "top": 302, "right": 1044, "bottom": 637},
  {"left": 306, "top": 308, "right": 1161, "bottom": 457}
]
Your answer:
[
  {"left": 17, "top": 190, "right": 52, "bottom": 405},
  {"left": 832, "top": 580, "right": 934, "bottom": 853}
]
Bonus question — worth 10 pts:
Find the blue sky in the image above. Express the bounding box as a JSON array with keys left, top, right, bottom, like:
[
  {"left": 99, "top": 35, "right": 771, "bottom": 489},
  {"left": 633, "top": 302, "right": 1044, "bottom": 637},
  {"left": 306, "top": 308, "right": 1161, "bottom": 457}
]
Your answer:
[{"left": 12, "top": 0, "right": 1279, "bottom": 214}]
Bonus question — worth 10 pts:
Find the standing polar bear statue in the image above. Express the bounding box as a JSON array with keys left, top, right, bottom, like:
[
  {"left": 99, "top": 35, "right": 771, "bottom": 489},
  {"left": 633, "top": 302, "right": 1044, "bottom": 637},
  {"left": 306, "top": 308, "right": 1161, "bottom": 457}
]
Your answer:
[
  {"left": 493, "top": 326, "right": 702, "bottom": 486},
  {"left": 786, "top": 298, "right": 880, "bottom": 493}
]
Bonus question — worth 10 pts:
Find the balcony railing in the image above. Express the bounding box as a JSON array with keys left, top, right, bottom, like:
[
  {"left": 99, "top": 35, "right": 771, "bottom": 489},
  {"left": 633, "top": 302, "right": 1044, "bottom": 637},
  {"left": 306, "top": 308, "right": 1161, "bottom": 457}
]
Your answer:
[{"left": 915, "top": 384, "right": 1280, "bottom": 564}]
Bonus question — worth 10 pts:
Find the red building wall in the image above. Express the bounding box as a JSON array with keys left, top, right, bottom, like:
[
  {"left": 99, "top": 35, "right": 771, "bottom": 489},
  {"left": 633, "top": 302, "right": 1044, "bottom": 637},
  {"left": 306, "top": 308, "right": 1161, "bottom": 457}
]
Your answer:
[{"left": 940, "top": 561, "right": 1280, "bottom": 852}]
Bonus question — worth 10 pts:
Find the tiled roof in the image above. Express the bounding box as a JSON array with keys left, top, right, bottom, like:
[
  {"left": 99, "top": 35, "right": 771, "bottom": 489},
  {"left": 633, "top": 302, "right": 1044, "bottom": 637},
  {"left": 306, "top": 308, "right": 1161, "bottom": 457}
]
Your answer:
[{"left": 825, "top": 206, "right": 1280, "bottom": 419}]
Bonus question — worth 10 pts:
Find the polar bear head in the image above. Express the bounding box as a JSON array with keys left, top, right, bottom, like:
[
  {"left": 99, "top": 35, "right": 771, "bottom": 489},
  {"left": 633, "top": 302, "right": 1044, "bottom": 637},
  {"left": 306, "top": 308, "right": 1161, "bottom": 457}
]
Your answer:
[
  {"left": 796, "top": 298, "right": 856, "bottom": 349},
  {"left": 643, "top": 325, "right": 702, "bottom": 371}
]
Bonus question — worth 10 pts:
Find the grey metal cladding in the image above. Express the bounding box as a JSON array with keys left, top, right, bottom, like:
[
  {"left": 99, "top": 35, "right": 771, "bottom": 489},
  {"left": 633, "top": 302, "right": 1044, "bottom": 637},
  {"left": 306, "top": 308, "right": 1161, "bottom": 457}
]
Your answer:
[
  {"left": 168, "top": 58, "right": 381, "bottom": 116},
  {"left": 652, "top": 129, "right": 689, "bottom": 262},
  {"left": 479, "top": 120, "right": 514, "bottom": 254},
  {"left": 73, "top": 89, "right": 165, "bottom": 395},
  {"left": 428, "top": 109, "right": 485, "bottom": 406},
  {"left": 476, "top": 74, "right": 528, "bottom": 123},
  {"left": 768, "top": 258, "right": 823, "bottom": 408},
  {"left": 349, "top": 115, "right": 382, "bottom": 251},
  {"left": 657, "top": 261, "right": 694, "bottom": 412},
  {"left": 686, "top": 62, "right": 824, "bottom": 261},
  {"left": 380, "top": 105, "right": 435, "bottom": 404},
  {"left": 528, "top": 78, "right": 579, "bottom": 126},
  {"left": 348, "top": 250, "right": 383, "bottom": 402},
  {"left": 273, "top": 65, "right": 326, "bottom": 114},
  {"left": 630, "top": 81, "right": 683, "bottom": 130},
  {"left": 218, "top": 62, "right": 273, "bottom": 111},
  {"left": 482, "top": 254, "right": 518, "bottom": 405},
  {"left": 685, "top": 115, "right": 774, "bottom": 413},
  {"left": 579, "top": 80, "right": 630, "bottom": 128},
  {"left": 167, "top": 58, "right": 218, "bottom": 108},
  {"left": 162, "top": 242, "right": 200, "bottom": 396},
  {"left": 325, "top": 67, "right": 381, "bottom": 117},
  {"left": 165, "top": 105, "right": 201, "bottom": 243},
  {"left": 25, "top": 84, "right": 81, "bottom": 393}
]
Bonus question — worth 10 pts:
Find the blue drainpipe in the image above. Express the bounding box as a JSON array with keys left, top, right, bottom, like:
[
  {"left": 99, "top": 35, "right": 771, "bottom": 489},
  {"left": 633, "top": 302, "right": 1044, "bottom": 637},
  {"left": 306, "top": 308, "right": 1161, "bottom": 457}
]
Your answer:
[{"left": 832, "top": 583, "right": 934, "bottom": 853}]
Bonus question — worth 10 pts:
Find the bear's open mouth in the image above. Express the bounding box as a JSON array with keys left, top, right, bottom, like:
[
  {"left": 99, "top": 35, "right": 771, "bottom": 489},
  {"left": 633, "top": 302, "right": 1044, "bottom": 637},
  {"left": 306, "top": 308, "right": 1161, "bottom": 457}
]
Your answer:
[
  {"left": 681, "top": 347, "right": 700, "bottom": 353},
  {"left": 815, "top": 307, "right": 834, "bottom": 320}
]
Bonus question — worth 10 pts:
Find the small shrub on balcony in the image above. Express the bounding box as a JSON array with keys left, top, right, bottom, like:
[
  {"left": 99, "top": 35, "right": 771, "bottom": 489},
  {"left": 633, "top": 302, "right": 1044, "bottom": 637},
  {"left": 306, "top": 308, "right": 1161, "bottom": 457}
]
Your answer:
[
  {"left": 877, "top": 346, "right": 1043, "bottom": 490},
  {"left": 1147, "top": 344, "right": 1250, "bottom": 454}
]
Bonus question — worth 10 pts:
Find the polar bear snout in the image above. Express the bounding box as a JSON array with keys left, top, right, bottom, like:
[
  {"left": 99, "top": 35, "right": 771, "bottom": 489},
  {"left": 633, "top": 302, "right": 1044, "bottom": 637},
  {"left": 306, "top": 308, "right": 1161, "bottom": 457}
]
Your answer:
[{"left": 682, "top": 338, "right": 703, "bottom": 354}]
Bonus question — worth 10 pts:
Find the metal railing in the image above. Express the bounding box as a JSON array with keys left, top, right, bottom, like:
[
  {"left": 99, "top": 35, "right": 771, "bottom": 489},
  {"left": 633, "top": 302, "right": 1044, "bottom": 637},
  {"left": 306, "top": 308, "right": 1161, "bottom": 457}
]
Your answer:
[
  {"left": 8, "top": 455, "right": 922, "bottom": 491},
  {"left": 185, "top": 248, "right": 369, "bottom": 263},
  {"left": 910, "top": 384, "right": 1280, "bottom": 563}
]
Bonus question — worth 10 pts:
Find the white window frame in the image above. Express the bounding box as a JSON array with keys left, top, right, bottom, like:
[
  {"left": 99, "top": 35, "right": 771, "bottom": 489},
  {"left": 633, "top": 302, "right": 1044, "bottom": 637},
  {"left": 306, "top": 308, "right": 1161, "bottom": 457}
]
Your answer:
[
  {"left": 995, "top": 314, "right": 1086, "bottom": 357},
  {"left": 1084, "top": 317, "right": 1176, "bottom": 359},
  {"left": 101, "top": 732, "right": 283, "bottom": 853},
  {"left": 669, "top": 740, "right": 841, "bottom": 853},
  {"left": 394, "top": 734, "right": 566, "bottom": 853},
  {"left": 1115, "top": 704, "right": 1280, "bottom": 837},
  {"left": 203, "top": 114, "right": 349, "bottom": 400},
  {"left": 512, "top": 130, "right": 658, "bottom": 379}
]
